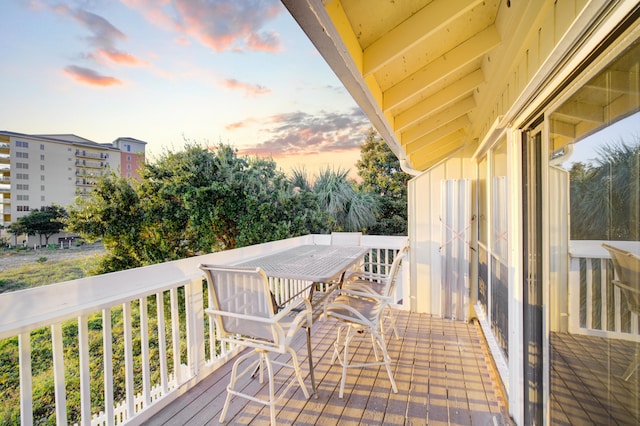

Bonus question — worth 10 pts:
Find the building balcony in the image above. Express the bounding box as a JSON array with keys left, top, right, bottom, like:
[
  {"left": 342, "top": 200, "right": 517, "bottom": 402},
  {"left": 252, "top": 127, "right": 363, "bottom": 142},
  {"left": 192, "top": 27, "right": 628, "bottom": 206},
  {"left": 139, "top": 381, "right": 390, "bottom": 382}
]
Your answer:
[
  {"left": 0, "top": 235, "right": 637, "bottom": 425},
  {"left": 75, "top": 159, "right": 108, "bottom": 169},
  {"left": 75, "top": 150, "right": 109, "bottom": 160},
  {"left": 0, "top": 143, "right": 9, "bottom": 154}
]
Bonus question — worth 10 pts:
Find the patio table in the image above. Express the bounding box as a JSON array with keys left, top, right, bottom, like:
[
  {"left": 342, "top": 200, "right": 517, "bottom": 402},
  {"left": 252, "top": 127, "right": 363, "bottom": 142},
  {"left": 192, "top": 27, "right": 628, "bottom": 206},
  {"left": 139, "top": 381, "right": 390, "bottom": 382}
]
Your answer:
[{"left": 236, "top": 244, "right": 369, "bottom": 394}]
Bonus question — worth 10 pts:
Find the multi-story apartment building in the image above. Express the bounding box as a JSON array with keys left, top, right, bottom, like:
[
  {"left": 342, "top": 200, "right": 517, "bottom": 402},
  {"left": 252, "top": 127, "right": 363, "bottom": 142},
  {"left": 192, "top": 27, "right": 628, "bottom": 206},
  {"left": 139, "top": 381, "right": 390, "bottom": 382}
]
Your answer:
[{"left": 0, "top": 131, "right": 146, "bottom": 228}]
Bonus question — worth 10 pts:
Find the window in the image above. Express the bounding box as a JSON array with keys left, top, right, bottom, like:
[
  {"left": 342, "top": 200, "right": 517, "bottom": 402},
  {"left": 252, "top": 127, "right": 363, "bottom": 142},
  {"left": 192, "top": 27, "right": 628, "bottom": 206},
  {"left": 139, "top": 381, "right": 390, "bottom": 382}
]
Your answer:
[
  {"left": 40, "top": 185, "right": 45, "bottom": 191},
  {"left": 16, "top": 162, "right": 28, "bottom": 169},
  {"left": 127, "top": 164, "right": 131, "bottom": 170},
  {"left": 16, "top": 173, "right": 29, "bottom": 180},
  {"left": 546, "top": 33, "right": 640, "bottom": 426},
  {"left": 40, "top": 154, "right": 45, "bottom": 161},
  {"left": 127, "top": 155, "right": 131, "bottom": 161},
  {"left": 16, "top": 184, "right": 29, "bottom": 190},
  {"left": 41, "top": 196, "right": 45, "bottom": 201},
  {"left": 17, "top": 206, "right": 30, "bottom": 212},
  {"left": 16, "top": 140, "right": 28, "bottom": 148},
  {"left": 40, "top": 144, "right": 44, "bottom": 150},
  {"left": 41, "top": 175, "right": 45, "bottom": 181},
  {"left": 17, "top": 195, "right": 29, "bottom": 201},
  {"left": 16, "top": 151, "right": 28, "bottom": 158}
]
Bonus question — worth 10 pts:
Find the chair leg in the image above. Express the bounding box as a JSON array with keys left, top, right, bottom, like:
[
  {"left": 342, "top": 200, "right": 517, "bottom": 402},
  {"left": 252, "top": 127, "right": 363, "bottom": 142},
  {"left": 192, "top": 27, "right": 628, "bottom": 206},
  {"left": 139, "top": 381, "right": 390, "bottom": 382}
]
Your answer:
[
  {"left": 339, "top": 326, "right": 357, "bottom": 398},
  {"left": 372, "top": 329, "right": 398, "bottom": 393},
  {"left": 262, "top": 353, "right": 277, "bottom": 426},
  {"left": 387, "top": 307, "right": 399, "bottom": 339},
  {"left": 220, "top": 350, "right": 257, "bottom": 423},
  {"left": 289, "top": 347, "right": 311, "bottom": 399},
  {"left": 331, "top": 325, "right": 345, "bottom": 365}
]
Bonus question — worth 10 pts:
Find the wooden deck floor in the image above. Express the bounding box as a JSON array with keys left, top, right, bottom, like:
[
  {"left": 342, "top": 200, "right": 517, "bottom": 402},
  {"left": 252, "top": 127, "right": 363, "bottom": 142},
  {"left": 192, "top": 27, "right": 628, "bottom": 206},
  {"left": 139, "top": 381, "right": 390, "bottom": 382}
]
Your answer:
[
  {"left": 149, "top": 311, "right": 513, "bottom": 425},
  {"left": 551, "top": 332, "right": 639, "bottom": 425}
]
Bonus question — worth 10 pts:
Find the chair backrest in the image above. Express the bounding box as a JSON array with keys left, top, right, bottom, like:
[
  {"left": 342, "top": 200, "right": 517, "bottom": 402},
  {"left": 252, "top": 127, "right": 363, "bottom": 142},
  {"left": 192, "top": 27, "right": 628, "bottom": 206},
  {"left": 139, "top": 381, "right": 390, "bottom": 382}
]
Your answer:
[
  {"left": 200, "top": 264, "right": 276, "bottom": 341},
  {"left": 330, "top": 232, "right": 362, "bottom": 246},
  {"left": 381, "top": 244, "right": 409, "bottom": 299},
  {"left": 602, "top": 244, "right": 640, "bottom": 314}
]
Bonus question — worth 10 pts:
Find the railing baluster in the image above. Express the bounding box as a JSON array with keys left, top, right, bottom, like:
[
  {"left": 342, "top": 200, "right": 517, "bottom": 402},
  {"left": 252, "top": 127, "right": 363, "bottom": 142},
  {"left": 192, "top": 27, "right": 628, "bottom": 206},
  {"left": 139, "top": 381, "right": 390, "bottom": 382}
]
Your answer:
[
  {"left": 18, "top": 332, "right": 33, "bottom": 426},
  {"left": 585, "top": 259, "right": 593, "bottom": 330},
  {"left": 51, "top": 322, "right": 67, "bottom": 426},
  {"left": 185, "top": 278, "right": 205, "bottom": 377},
  {"left": 78, "top": 315, "right": 91, "bottom": 426},
  {"left": 170, "top": 287, "right": 182, "bottom": 384},
  {"left": 599, "top": 258, "right": 608, "bottom": 331},
  {"left": 139, "top": 297, "right": 151, "bottom": 408},
  {"left": 156, "top": 292, "right": 169, "bottom": 394},
  {"left": 122, "top": 302, "right": 135, "bottom": 419},
  {"left": 102, "top": 308, "right": 114, "bottom": 426}
]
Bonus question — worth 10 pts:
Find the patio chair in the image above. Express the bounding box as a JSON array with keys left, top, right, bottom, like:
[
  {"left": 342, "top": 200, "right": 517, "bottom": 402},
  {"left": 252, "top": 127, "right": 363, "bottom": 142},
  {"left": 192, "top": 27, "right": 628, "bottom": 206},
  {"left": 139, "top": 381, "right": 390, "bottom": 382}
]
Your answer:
[
  {"left": 200, "top": 264, "right": 312, "bottom": 425},
  {"left": 342, "top": 244, "right": 408, "bottom": 339},
  {"left": 601, "top": 244, "right": 640, "bottom": 381},
  {"left": 324, "top": 291, "right": 399, "bottom": 398}
]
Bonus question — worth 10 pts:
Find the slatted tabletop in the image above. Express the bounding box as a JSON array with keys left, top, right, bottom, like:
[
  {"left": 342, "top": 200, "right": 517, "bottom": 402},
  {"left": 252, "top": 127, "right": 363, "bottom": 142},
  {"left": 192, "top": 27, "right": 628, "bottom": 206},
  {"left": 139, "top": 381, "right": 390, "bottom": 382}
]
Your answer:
[{"left": 236, "top": 244, "right": 368, "bottom": 282}]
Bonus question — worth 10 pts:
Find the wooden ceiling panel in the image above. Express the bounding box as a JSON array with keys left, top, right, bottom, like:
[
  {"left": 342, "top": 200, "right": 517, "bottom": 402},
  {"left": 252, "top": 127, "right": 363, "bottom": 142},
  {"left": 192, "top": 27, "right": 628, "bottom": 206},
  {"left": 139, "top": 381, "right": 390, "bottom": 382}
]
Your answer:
[
  {"left": 362, "top": 0, "right": 486, "bottom": 78},
  {"left": 395, "top": 69, "right": 484, "bottom": 132},
  {"left": 401, "top": 96, "right": 476, "bottom": 144},
  {"left": 382, "top": 25, "right": 501, "bottom": 112}
]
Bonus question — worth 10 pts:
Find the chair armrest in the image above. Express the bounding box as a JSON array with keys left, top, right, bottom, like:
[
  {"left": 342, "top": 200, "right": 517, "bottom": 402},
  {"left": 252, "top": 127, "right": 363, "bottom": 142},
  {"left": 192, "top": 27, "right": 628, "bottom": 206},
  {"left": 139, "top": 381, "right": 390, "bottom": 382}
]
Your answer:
[
  {"left": 336, "top": 288, "right": 389, "bottom": 304},
  {"left": 345, "top": 270, "right": 387, "bottom": 282}
]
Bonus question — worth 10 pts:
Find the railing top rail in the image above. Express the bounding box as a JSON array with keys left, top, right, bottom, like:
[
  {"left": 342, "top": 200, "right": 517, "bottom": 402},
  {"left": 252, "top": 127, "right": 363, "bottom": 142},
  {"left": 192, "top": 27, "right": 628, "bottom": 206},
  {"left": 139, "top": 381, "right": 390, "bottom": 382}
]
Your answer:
[
  {"left": 569, "top": 240, "right": 640, "bottom": 259},
  {"left": 0, "top": 234, "right": 406, "bottom": 339}
]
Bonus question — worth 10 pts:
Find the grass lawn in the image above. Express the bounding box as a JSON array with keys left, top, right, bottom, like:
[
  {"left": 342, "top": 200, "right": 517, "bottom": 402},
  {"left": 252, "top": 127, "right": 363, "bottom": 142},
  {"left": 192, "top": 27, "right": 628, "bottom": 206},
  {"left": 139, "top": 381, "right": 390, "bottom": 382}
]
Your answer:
[{"left": 0, "top": 254, "right": 103, "bottom": 294}]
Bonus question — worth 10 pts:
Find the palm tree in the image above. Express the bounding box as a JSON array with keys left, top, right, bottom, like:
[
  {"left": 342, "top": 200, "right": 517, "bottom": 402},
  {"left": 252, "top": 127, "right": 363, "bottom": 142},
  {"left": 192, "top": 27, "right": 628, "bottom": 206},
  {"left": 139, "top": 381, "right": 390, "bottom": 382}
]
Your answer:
[
  {"left": 570, "top": 138, "right": 640, "bottom": 240},
  {"left": 288, "top": 166, "right": 378, "bottom": 232}
]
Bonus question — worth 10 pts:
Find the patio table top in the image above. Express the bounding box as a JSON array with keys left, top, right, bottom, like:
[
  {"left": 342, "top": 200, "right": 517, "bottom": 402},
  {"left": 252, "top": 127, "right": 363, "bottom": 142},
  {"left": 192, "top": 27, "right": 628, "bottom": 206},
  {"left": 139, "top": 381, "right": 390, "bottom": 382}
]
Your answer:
[{"left": 236, "top": 244, "right": 368, "bottom": 283}]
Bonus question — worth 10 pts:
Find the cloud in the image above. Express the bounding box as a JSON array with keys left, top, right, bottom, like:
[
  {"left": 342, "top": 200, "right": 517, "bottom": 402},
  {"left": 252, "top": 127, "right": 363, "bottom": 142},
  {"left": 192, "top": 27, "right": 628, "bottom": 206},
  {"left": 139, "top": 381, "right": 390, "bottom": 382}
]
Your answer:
[
  {"left": 122, "top": 0, "right": 283, "bottom": 52},
  {"left": 63, "top": 66, "right": 122, "bottom": 86},
  {"left": 237, "top": 108, "right": 371, "bottom": 157},
  {"left": 226, "top": 117, "right": 259, "bottom": 131},
  {"left": 223, "top": 79, "right": 270, "bottom": 97}
]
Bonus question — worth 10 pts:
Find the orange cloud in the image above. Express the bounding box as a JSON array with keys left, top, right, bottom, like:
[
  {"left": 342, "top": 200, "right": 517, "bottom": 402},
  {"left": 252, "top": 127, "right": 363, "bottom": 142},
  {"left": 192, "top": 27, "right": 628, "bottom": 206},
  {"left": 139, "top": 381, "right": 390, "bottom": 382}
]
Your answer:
[
  {"left": 223, "top": 79, "right": 270, "bottom": 97},
  {"left": 246, "top": 31, "right": 282, "bottom": 53},
  {"left": 64, "top": 66, "right": 122, "bottom": 87},
  {"left": 95, "top": 49, "right": 148, "bottom": 66},
  {"left": 226, "top": 117, "right": 259, "bottom": 131}
]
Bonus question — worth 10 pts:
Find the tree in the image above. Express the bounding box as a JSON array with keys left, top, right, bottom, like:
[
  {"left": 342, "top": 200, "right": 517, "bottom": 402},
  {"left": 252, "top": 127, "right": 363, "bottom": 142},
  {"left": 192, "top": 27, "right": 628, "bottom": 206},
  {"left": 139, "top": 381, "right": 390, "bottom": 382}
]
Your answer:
[
  {"left": 290, "top": 166, "right": 378, "bottom": 232},
  {"left": 357, "top": 129, "right": 411, "bottom": 235},
  {"left": 6, "top": 220, "right": 28, "bottom": 246},
  {"left": 66, "top": 143, "right": 330, "bottom": 272},
  {"left": 570, "top": 138, "right": 640, "bottom": 240},
  {"left": 16, "top": 205, "right": 68, "bottom": 246}
]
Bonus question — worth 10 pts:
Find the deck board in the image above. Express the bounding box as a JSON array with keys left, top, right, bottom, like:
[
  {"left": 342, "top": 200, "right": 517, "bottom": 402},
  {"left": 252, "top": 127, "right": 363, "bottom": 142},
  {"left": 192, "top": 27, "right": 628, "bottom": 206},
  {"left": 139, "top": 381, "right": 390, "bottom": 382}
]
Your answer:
[{"left": 151, "top": 312, "right": 513, "bottom": 425}]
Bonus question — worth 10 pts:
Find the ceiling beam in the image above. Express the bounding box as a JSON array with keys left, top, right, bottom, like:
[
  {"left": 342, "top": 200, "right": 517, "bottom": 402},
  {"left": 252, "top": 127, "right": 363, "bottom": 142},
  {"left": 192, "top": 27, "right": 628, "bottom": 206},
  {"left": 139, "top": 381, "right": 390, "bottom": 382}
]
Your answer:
[
  {"left": 409, "top": 130, "right": 467, "bottom": 168},
  {"left": 403, "top": 115, "right": 471, "bottom": 151},
  {"left": 383, "top": 25, "right": 500, "bottom": 112},
  {"left": 553, "top": 100, "right": 604, "bottom": 123},
  {"left": 550, "top": 119, "right": 576, "bottom": 139},
  {"left": 363, "top": 0, "right": 485, "bottom": 77},
  {"left": 401, "top": 96, "right": 476, "bottom": 144},
  {"left": 395, "top": 69, "right": 484, "bottom": 132}
]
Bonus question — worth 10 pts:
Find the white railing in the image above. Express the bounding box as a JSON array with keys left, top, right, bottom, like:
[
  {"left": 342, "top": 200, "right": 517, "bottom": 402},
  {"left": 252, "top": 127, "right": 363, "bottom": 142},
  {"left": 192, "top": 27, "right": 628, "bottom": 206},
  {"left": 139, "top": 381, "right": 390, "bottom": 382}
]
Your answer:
[
  {"left": 568, "top": 240, "right": 640, "bottom": 341},
  {"left": 0, "top": 234, "right": 407, "bottom": 426}
]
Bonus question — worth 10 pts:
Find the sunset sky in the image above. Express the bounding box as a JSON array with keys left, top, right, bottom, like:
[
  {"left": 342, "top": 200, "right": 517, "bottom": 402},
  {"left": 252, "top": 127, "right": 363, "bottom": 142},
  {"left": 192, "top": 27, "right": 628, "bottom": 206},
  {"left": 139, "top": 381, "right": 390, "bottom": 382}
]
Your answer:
[{"left": 0, "top": 0, "right": 371, "bottom": 176}]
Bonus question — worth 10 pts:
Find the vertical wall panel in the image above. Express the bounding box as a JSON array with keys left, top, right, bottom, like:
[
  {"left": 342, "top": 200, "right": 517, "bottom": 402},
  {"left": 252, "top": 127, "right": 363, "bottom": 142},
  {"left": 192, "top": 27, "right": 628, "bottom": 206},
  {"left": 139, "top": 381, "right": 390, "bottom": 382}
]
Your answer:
[{"left": 441, "top": 179, "right": 472, "bottom": 320}]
